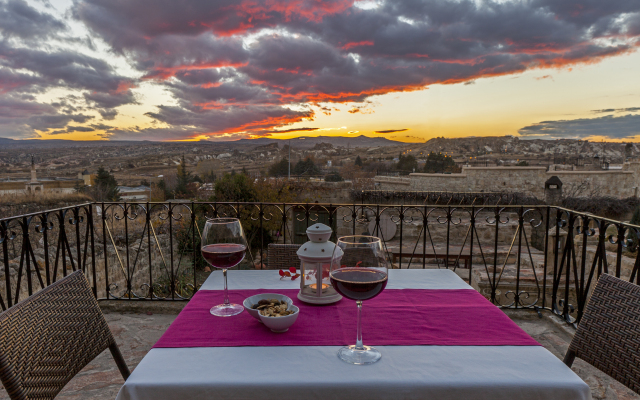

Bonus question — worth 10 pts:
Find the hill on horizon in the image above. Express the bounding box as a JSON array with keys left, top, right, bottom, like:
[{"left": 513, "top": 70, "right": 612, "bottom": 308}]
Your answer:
[{"left": 235, "top": 135, "right": 404, "bottom": 149}]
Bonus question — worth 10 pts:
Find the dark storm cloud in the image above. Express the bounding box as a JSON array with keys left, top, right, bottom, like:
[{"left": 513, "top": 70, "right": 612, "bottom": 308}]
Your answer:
[
  {"left": 0, "top": 94, "right": 94, "bottom": 138},
  {"left": 0, "top": 96, "right": 54, "bottom": 118},
  {"left": 0, "top": 0, "right": 65, "bottom": 39},
  {"left": 74, "top": 0, "right": 353, "bottom": 48},
  {"left": 26, "top": 113, "right": 93, "bottom": 130},
  {"left": 48, "top": 125, "right": 95, "bottom": 135},
  {"left": 375, "top": 129, "right": 408, "bottom": 134},
  {"left": 591, "top": 107, "right": 640, "bottom": 114},
  {"left": 0, "top": 43, "right": 134, "bottom": 94},
  {"left": 84, "top": 90, "right": 136, "bottom": 109},
  {"left": 98, "top": 108, "right": 118, "bottom": 120},
  {"left": 0, "top": 0, "right": 137, "bottom": 136},
  {"left": 518, "top": 114, "right": 640, "bottom": 139}
]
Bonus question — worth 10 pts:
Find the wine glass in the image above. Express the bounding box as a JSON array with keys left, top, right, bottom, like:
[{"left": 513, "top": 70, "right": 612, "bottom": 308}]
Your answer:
[
  {"left": 330, "top": 235, "right": 389, "bottom": 365},
  {"left": 201, "top": 218, "right": 247, "bottom": 317}
]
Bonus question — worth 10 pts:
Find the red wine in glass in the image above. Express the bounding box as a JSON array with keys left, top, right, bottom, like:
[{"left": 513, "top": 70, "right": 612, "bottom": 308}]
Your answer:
[
  {"left": 201, "top": 243, "right": 246, "bottom": 269},
  {"left": 201, "top": 217, "right": 247, "bottom": 317},
  {"left": 330, "top": 235, "right": 390, "bottom": 365},
  {"left": 330, "top": 268, "right": 388, "bottom": 301}
]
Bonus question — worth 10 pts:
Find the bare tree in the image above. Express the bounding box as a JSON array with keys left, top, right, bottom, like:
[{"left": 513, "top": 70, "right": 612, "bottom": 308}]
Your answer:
[{"left": 563, "top": 180, "right": 603, "bottom": 198}]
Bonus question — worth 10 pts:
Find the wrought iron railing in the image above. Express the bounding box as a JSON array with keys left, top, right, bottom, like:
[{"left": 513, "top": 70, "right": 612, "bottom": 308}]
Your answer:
[{"left": 1, "top": 201, "right": 639, "bottom": 327}]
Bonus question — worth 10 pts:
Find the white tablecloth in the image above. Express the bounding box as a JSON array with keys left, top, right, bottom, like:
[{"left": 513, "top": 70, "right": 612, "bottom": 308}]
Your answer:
[{"left": 116, "top": 269, "right": 591, "bottom": 400}]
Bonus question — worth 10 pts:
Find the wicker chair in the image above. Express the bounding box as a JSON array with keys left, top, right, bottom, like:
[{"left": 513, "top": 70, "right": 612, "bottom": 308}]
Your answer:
[
  {"left": 0, "top": 270, "right": 130, "bottom": 399},
  {"left": 563, "top": 273, "right": 640, "bottom": 395},
  {"left": 267, "top": 244, "right": 301, "bottom": 270}
]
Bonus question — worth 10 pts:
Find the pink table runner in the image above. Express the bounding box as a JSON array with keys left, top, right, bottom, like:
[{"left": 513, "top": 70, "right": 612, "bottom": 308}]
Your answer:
[{"left": 154, "top": 289, "right": 539, "bottom": 348}]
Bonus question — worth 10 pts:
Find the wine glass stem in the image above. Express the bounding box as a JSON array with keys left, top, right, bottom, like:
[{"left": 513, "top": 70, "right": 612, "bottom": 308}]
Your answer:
[
  {"left": 223, "top": 269, "right": 230, "bottom": 306},
  {"left": 355, "top": 300, "right": 364, "bottom": 350}
]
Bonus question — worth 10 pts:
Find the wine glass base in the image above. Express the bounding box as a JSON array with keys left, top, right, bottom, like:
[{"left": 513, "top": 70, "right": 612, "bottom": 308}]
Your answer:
[
  {"left": 210, "top": 303, "right": 244, "bottom": 317},
  {"left": 337, "top": 345, "right": 381, "bottom": 365}
]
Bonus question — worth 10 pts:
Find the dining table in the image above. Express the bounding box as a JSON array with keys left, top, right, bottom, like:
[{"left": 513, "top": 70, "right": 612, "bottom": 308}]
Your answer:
[{"left": 115, "top": 269, "right": 591, "bottom": 400}]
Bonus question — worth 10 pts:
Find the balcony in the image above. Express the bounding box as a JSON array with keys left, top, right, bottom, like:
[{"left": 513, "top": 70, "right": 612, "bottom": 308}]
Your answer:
[{"left": 1, "top": 201, "right": 639, "bottom": 399}]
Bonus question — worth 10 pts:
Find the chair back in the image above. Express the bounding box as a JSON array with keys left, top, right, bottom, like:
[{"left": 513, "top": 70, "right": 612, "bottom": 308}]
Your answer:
[
  {"left": 565, "top": 273, "right": 640, "bottom": 395},
  {"left": 0, "top": 270, "right": 127, "bottom": 400},
  {"left": 267, "top": 244, "right": 301, "bottom": 270}
]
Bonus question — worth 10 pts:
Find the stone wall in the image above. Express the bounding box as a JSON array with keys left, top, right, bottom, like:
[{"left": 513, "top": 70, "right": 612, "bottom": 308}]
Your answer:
[
  {"left": 299, "top": 181, "right": 353, "bottom": 203},
  {"left": 375, "top": 162, "right": 640, "bottom": 199}
]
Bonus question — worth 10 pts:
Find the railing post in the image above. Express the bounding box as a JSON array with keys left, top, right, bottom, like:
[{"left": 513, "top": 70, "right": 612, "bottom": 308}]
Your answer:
[
  {"left": 399, "top": 205, "right": 404, "bottom": 269},
  {"left": 24, "top": 216, "right": 32, "bottom": 296},
  {"left": 551, "top": 208, "right": 561, "bottom": 313},
  {"left": 351, "top": 204, "right": 356, "bottom": 235},
  {"left": 2, "top": 221, "right": 11, "bottom": 309},
  {"left": 259, "top": 203, "right": 264, "bottom": 270},
  {"left": 0, "top": 222, "right": 11, "bottom": 311},
  {"left": 124, "top": 203, "right": 131, "bottom": 298},
  {"left": 191, "top": 201, "right": 197, "bottom": 296},
  {"left": 445, "top": 206, "right": 450, "bottom": 270},
  {"left": 147, "top": 202, "right": 153, "bottom": 299},
  {"left": 492, "top": 206, "right": 499, "bottom": 304},
  {"left": 282, "top": 203, "right": 287, "bottom": 244},
  {"left": 89, "top": 205, "right": 97, "bottom": 297},
  {"left": 541, "top": 206, "right": 550, "bottom": 309},
  {"left": 578, "top": 216, "right": 589, "bottom": 321},
  {"left": 74, "top": 207, "right": 81, "bottom": 272},
  {"left": 58, "top": 209, "right": 67, "bottom": 278},
  {"left": 515, "top": 207, "right": 524, "bottom": 308},
  {"left": 168, "top": 202, "right": 175, "bottom": 300},
  {"left": 422, "top": 205, "right": 427, "bottom": 269},
  {"left": 102, "top": 202, "right": 109, "bottom": 298},
  {"left": 469, "top": 206, "right": 474, "bottom": 284},
  {"left": 42, "top": 213, "right": 51, "bottom": 287},
  {"left": 328, "top": 204, "right": 335, "bottom": 243},
  {"left": 563, "top": 213, "right": 574, "bottom": 322},
  {"left": 616, "top": 224, "right": 624, "bottom": 278}
]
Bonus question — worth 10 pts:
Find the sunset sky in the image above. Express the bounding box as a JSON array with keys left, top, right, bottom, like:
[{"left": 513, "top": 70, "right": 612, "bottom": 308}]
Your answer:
[{"left": 0, "top": 0, "right": 639, "bottom": 142}]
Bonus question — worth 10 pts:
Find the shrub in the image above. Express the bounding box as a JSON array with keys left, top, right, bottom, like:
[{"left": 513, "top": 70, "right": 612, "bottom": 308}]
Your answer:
[
  {"left": 423, "top": 152, "right": 460, "bottom": 173},
  {"left": 325, "top": 171, "right": 344, "bottom": 182},
  {"left": 396, "top": 154, "right": 417, "bottom": 172},
  {"left": 268, "top": 158, "right": 290, "bottom": 177},
  {"left": 293, "top": 157, "right": 320, "bottom": 175}
]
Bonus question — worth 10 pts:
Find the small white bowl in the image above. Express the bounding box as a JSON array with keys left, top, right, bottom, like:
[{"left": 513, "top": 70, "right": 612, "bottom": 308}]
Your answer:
[
  {"left": 243, "top": 293, "right": 294, "bottom": 323},
  {"left": 259, "top": 304, "right": 300, "bottom": 333}
]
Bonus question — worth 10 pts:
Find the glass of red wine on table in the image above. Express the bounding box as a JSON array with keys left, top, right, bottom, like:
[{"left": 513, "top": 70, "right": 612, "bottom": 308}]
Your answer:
[
  {"left": 201, "top": 218, "right": 247, "bottom": 317},
  {"left": 330, "top": 236, "right": 389, "bottom": 365}
]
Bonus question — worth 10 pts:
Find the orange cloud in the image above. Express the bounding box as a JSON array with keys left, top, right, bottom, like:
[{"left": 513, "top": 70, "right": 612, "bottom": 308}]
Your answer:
[
  {"left": 143, "top": 61, "right": 249, "bottom": 80},
  {"left": 342, "top": 41, "right": 374, "bottom": 50}
]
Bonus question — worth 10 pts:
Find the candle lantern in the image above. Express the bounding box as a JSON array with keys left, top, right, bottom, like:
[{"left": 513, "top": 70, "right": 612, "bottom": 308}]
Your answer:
[{"left": 297, "top": 223, "right": 343, "bottom": 305}]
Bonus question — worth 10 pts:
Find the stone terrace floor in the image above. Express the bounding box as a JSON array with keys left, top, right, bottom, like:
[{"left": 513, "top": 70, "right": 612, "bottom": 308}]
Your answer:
[{"left": 1, "top": 306, "right": 638, "bottom": 400}]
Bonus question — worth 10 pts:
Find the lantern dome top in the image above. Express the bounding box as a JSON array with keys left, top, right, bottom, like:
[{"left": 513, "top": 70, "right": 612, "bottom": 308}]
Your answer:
[
  {"left": 306, "top": 223, "right": 332, "bottom": 243},
  {"left": 296, "top": 223, "right": 342, "bottom": 261}
]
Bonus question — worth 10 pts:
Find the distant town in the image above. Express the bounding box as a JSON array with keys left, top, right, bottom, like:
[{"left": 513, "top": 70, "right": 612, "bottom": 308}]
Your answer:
[{"left": 1, "top": 136, "right": 638, "bottom": 217}]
